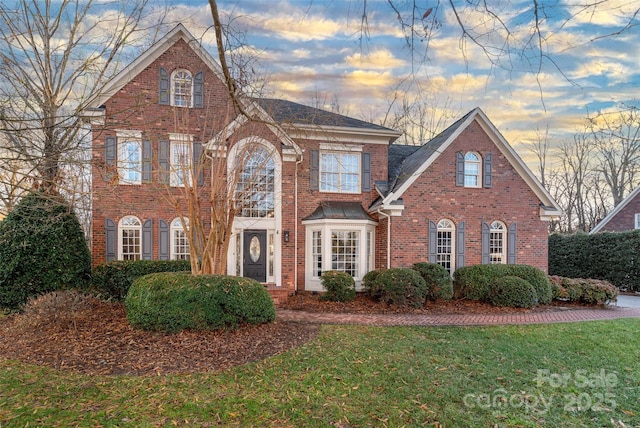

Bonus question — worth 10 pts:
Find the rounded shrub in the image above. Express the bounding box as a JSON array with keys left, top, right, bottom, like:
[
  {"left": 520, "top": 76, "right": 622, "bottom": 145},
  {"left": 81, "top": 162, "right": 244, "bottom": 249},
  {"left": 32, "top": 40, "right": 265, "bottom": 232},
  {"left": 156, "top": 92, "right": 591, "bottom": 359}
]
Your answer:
[
  {"left": 453, "top": 265, "right": 499, "bottom": 301},
  {"left": 320, "top": 270, "right": 356, "bottom": 302},
  {"left": 362, "top": 269, "right": 384, "bottom": 297},
  {"left": 489, "top": 276, "right": 538, "bottom": 308},
  {"left": 510, "top": 265, "right": 552, "bottom": 304},
  {"left": 371, "top": 268, "right": 427, "bottom": 308},
  {"left": 125, "top": 273, "right": 276, "bottom": 332},
  {"left": 412, "top": 262, "right": 453, "bottom": 300},
  {"left": 91, "top": 259, "right": 191, "bottom": 301},
  {"left": 0, "top": 190, "right": 91, "bottom": 311}
]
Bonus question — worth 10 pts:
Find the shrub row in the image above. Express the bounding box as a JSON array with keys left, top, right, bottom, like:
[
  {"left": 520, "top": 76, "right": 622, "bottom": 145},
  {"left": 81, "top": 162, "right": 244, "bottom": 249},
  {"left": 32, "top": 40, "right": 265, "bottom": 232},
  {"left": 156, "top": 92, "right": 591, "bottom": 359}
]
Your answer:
[
  {"left": 125, "top": 272, "right": 276, "bottom": 332},
  {"left": 91, "top": 260, "right": 191, "bottom": 300},
  {"left": 454, "top": 264, "right": 552, "bottom": 305},
  {"left": 549, "top": 232, "right": 640, "bottom": 292},
  {"left": 549, "top": 276, "right": 618, "bottom": 305}
]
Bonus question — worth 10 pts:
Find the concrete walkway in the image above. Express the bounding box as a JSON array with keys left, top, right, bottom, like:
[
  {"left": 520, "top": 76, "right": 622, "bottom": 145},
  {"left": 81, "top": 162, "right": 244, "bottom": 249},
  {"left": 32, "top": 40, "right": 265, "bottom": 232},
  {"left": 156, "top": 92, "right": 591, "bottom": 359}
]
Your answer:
[{"left": 277, "top": 305, "right": 640, "bottom": 327}]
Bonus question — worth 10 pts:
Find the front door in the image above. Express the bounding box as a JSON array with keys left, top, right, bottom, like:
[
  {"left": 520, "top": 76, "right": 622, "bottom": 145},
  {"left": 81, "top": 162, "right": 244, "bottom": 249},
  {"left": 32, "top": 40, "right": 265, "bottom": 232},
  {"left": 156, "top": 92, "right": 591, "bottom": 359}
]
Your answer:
[{"left": 243, "top": 230, "right": 267, "bottom": 282}]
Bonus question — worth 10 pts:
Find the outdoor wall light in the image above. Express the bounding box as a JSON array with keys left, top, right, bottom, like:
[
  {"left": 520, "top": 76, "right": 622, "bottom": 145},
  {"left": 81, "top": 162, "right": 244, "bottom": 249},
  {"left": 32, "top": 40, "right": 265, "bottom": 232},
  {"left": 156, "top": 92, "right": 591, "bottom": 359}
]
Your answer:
[{"left": 283, "top": 230, "right": 290, "bottom": 242}]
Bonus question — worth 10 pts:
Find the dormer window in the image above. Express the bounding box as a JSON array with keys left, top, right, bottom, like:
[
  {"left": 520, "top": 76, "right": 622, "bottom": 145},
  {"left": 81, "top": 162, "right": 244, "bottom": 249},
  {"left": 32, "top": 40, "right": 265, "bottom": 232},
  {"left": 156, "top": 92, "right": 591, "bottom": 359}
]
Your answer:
[{"left": 171, "top": 69, "right": 193, "bottom": 107}]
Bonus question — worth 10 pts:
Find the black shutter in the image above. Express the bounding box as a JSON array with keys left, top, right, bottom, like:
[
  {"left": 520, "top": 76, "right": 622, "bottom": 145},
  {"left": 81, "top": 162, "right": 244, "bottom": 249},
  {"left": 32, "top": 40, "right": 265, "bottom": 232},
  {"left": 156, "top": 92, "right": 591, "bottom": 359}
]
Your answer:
[
  {"left": 456, "top": 152, "right": 465, "bottom": 187},
  {"left": 508, "top": 223, "right": 517, "bottom": 264},
  {"left": 159, "top": 219, "right": 169, "bottom": 260},
  {"left": 159, "top": 67, "right": 169, "bottom": 105},
  {"left": 484, "top": 152, "right": 493, "bottom": 188},
  {"left": 310, "top": 149, "right": 319, "bottom": 190},
  {"left": 105, "top": 218, "right": 116, "bottom": 261},
  {"left": 159, "top": 140, "right": 170, "bottom": 184},
  {"left": 105, "top": 136, "right": 116, "bottom": 181},
  {"left": 142, "top": 219, "right": 153, "bottom": 260},
  {"left": 193, "top": 71, "right": 204, "bottom": 108},
  {"left": 142, "top": 140, "right": 152, "bottom": 183},
  {"left": 481, "top": 222, "right": 490, "bottom": 264},
  {"left": 193, "top": 142, "right": 203, "bottom": 185},
  {"left": 456, "top": 221, "right": 465, "bottom": 269},
  {"left": 361, "top": 152, "right": 371, "bottom": 192},
  {"left": 428, "top": 220, "right": 437, "bottom": 263}
]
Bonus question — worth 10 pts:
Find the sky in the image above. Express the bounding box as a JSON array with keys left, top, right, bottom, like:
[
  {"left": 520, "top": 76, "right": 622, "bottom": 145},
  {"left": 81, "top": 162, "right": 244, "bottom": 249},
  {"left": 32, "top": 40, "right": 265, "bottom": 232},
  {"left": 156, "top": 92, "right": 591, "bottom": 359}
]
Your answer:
[{"left": 134, "top": 1, "right": 639, "bottom": 160}]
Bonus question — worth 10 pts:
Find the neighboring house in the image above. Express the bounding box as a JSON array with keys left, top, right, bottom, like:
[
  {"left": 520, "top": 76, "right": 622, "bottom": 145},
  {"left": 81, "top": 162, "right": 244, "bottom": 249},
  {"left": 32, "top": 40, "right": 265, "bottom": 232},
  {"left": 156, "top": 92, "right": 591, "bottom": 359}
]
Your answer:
[
  {"left": 590, "top": 186, "right": 640, "bottom": 233},
  {"left": 85, "top": 25, "right": 562, "bottom": 301}
]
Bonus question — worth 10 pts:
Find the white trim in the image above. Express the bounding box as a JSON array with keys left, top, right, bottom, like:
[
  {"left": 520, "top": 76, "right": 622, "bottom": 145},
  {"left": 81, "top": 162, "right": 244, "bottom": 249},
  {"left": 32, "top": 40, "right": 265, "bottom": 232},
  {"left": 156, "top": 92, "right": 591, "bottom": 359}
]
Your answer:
[
  {"left": 170, "top": 68, "right": 193, "bottom": 108},
  {"left": 319, "top": 142, "right": 363, "bottom": 152},
  {"left": 463, "top": 151, "right": 482, "bottom": 188},
  {"left": 436, "top": 219, "right": 455, "bottom": 274},
  {"left": 282, "top": 124, "right": 401, "bottom": 145},
  {"left": 590, "top": 185, "right": 640, "bottom": 233},
  {"left": 118, "top": 215, "right": 142, "bottom": 261}
]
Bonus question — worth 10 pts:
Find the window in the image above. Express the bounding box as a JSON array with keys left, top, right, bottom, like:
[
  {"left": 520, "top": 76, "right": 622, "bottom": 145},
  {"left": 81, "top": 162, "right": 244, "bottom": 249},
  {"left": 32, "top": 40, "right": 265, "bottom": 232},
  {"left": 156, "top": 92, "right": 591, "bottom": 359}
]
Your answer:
[
  {"left": 320, "top": 152, "right": 360, "bottom": 193},
  {"left": 436, "top": 219, "right": 455, "bottom": 274},
  {"left": 236, "top": 147, "right": 275, "bottom": 218},
  {"left": 119, "top": 216, "right": 141, "bottom": 260},
  {"left": 171, "top": 218, "right": 190, "bottom": 260},
  {"left": 332, "top": 230, "right": 360, "bottom": 278},
  {"left": 117, "top": 136, "right": 142, "bottom": 185},
  {"left": 170, "top": 134, "right": 192, "bottom": 187},
  {"left": 312, "top": 230, "right": 322, "bottom": 277},
  {"left": 489, "top": 221, "right": 506, "bottom": 264},
  {"left": 171, "top": 69, "right": 193, "bottom": 107},
  {"left": 464, "top": 152, "right": 481, "bottom": 187},
  {"left": 635, "top": 213, "right": 640, "bottom": 229}
]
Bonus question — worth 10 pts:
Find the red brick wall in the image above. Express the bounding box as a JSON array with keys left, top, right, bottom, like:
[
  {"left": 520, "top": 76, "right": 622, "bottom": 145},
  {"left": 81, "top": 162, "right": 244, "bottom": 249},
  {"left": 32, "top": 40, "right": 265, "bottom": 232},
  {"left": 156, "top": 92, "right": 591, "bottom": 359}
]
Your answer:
[
  {"left": 387, "top": 119, "right": 550, "bottom": 272},
  {"left": 596, "top": 195, "right": 640, "bottom": 232}
]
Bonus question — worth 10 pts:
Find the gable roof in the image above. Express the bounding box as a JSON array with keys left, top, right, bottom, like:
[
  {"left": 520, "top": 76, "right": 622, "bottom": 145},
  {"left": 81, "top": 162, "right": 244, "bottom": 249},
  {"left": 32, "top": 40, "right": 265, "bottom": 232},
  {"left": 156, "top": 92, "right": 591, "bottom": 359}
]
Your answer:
[
  {"left": 376, "top": 107, "right": 562, "bottom": 219},
  {"left": 590, "top": 185, "right": 640, "bottom": 233},
  {"left": 85, "top": 24, "right": 225, "bottom": 109}
]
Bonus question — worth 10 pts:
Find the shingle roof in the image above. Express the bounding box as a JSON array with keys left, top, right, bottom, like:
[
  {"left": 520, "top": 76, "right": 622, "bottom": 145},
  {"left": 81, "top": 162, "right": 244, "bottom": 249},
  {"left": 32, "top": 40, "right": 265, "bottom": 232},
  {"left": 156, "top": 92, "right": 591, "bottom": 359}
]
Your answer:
[
  {"left": 302, "top": 201, "right": 375, "bottom": 221},
  {"left": 256, "top": 98, "right": 395, "bottom": 132}
]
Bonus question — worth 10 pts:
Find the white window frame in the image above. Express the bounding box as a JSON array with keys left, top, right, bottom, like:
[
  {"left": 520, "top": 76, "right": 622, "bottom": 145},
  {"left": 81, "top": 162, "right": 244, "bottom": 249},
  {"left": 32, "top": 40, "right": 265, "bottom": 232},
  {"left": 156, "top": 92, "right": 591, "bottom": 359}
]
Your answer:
[
  {"left": 489, "top": 221, "right": 507, "bottom": 264},
  {"left": 635, "top": 213, "right": 640, "bottom": 229},
  {"left": 170, "top": 217, "right": 190, "bottom": 260},
  {"left": 303, "top": 219, "right": 376, "bottom": 291},
  {"left": 436, "top": 219, "right": 455, "bottom": 274},
  {"left": 320, "top": 151, "right": 361, "bottom": 194},
  {"left": 171, "top": 69, "right": 193, "bottom": 108},
  {"left": 116, "top": 130, "right": 142, "bottom": 185},
  {"left": 235, "top": 146, "right": 276, "bottom": 218},
  {"left": 169, "top": 133, "right": 193, "bottom": 187},
  {"left": 118, "top": 216, "right": 142, "bottom": 260},
  {"left": 464, "top": 151, "right": 482, "bottom": 188}
]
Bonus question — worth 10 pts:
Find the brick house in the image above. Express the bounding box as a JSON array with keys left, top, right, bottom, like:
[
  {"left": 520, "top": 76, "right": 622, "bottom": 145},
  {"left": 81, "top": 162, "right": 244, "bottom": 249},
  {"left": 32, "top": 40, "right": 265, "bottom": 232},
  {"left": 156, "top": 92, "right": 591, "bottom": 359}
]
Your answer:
[
  {"left": 85, "top": 25, "right": 561, "bottom": 299},
  {"left": 590, "top": 186, "right": 640, "bottom": 233}
]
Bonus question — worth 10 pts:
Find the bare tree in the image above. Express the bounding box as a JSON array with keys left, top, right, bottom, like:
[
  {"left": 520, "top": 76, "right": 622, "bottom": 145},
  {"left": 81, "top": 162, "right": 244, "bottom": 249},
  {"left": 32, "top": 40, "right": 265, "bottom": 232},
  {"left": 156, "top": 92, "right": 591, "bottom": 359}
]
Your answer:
[{"left": 0, "top": 0, "right": 159, "bottom": 206}]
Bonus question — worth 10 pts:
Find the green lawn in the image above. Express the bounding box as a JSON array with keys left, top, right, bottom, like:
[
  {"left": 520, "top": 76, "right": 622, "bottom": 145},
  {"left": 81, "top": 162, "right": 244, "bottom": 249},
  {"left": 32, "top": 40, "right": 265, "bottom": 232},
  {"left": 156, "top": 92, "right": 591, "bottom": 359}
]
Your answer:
[{"left": 1, "top": 319, "right": 639, "bottom": 427}]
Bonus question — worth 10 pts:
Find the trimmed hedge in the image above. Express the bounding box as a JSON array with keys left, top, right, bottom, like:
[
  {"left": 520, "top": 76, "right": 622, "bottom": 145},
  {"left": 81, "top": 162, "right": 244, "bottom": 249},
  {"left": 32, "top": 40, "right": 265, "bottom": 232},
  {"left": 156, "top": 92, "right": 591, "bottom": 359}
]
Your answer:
[
  {"left": 412, "top": 262, "right": 454, "bottom": 300},
  {"left": 454, "top": 264, "right": 551, "bottom": 305},
  {"left": 125, "top": 273, "right": 276, "bottom": 332},
  {"left": 0, "top": 191, "right": 91, "bottom": 311},
  {"left": 320, "top": 270, "right": 356, "bottom": 302},
  {"left": 370, "top": 268, "right": 427, "bottom": 308},
  {"left": 490, "top": 276, "right": 538, "bottom": 308},
  {"left": 549, "top": 276, "right": 618, "bottom": 305},
  {"left": 362, "top": 269, "right": 384, "bottom": 297},
  {"left": 549, "top": 231, "right": 640, "bottom": 292},
  {"left": 91, "top": 260, "right": 191, "bottom": 300}
]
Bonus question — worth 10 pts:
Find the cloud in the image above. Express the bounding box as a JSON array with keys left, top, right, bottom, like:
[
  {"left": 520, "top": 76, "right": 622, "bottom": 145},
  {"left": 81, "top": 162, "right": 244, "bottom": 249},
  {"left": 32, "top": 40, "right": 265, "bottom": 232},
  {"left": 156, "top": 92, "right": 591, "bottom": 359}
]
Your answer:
[
  {"left": 346, "top": 70, "right": 395, "bottom": 88},
  {"left": 344, "top": 49, "right": 405, "bottom": 69}
]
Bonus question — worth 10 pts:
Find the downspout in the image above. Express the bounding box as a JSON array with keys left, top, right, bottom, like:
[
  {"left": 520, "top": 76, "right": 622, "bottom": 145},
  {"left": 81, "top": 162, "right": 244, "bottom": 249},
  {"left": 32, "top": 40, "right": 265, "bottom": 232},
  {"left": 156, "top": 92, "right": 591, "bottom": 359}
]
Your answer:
[
  {"left": 376, "top": 209, "right": 391, "bottom": 269},
  {"left": 294, "top": 153, "right": 303, "bottom": 292}
]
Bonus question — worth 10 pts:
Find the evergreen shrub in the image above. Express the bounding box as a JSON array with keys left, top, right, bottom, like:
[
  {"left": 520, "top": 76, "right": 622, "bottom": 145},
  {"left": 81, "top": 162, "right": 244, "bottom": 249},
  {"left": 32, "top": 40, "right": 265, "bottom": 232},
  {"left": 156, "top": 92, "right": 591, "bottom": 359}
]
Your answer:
[
  {"left": 412, "top": 262, "right": 453, "bottom": 300},
  {"left": 320, "top": 270, "right": 356, "bottom": 302},
  {"left": 370, "top": 268, "right": 427, "bottom": 308}
]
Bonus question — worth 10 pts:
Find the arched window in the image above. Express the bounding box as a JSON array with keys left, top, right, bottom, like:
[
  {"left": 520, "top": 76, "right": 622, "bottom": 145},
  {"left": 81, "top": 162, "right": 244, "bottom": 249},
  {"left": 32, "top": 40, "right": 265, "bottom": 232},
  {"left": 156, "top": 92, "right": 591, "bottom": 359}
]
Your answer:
[
  {"left": 171, "top": 69, "right": 193, "bottom": 107},
  {"left": 436, "top": 219, "right": 455, "bottom": 274},
  {"left": 464, "top": 152, "right": 482, "bottom": 187},
  {"left": 170, "top": 217, "right": 190, "bottom": 260},
  {"left": 490, "top": 221, "right": 506, "bottom": 264},
  {"left": 236, "top": 147, "right": 275, "bottom": 218},
  {"left": 119, "top": 216, "right": 141, "bottom": 260}
]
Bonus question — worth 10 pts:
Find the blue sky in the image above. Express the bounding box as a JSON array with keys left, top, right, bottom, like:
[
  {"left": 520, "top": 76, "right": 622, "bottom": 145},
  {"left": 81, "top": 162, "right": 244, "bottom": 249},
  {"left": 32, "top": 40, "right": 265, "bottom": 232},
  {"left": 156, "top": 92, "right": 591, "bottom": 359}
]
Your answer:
[{"left": 160, "top": 0, "right": 639, "bottom": 157}]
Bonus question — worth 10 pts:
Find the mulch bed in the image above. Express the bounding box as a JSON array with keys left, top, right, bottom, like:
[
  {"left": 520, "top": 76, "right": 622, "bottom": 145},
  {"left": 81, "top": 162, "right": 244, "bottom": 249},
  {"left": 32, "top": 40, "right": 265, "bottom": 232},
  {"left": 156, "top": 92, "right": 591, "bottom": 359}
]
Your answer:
[{"left": 0, "top": 292, "right": 602, "bottom": 376}]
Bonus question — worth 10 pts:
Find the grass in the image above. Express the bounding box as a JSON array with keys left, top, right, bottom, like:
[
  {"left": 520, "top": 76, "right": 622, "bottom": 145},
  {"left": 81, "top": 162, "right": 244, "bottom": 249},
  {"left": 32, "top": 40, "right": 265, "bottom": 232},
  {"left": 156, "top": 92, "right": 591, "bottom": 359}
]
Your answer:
[{"left": 1, "top": 319, "right": 639, "bottom": 427}]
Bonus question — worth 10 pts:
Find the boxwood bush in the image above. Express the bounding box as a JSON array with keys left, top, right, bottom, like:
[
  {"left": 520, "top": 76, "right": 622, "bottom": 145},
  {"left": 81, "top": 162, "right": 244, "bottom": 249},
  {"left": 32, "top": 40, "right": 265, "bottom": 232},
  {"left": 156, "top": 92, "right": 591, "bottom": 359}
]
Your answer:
[
  {"left": 370, "top": 268, "right": 427, "bottom": 308},
  {"left": 362, "top": 269, "right": 384, "bottom": 298},
  {"left": 91, "top": 260, "right": 191, "bottom": 300},
  {"left": 0, "top": 190, "right": 91, "bottom": 311},
  {"left": 490, "top": 276, "right": 538, "bottom": 308},
  {"left": 412, "top": 262, "right": 453, "bottom": 300},
  {"left": 125, "top": 272, "right": 276, "bottom": 332},
  {"left": 454, "top": 264, "right": 551, "bottom": 304},
  {"left": 320, "top": 270, "right": 356, "bottom": 302}
]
